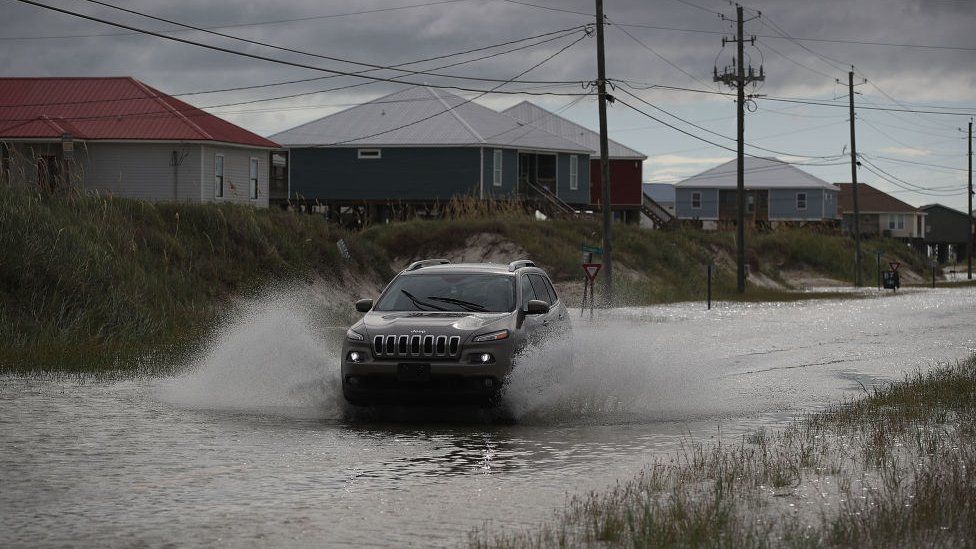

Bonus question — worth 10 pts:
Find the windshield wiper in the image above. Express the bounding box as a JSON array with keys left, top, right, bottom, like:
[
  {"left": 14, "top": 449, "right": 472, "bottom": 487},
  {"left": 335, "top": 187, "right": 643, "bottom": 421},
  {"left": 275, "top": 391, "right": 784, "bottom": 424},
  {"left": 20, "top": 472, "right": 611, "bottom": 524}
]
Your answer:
[
  {"left": 400, "top": 289, "right": 445, "bottom": 311},
  {"left": 426, "top": 296, "right": 488, "bottom": 312}
]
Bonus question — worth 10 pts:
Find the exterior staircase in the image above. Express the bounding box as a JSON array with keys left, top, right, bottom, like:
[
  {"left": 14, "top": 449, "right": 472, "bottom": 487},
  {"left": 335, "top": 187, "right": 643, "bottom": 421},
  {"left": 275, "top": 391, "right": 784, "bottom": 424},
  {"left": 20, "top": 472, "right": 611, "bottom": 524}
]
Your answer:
[
  {"left": 640, "top": 192, "right": 675, "bottom": 228},
  {"left": 525, "top": 182, "right": 578, "bottom": 218}
]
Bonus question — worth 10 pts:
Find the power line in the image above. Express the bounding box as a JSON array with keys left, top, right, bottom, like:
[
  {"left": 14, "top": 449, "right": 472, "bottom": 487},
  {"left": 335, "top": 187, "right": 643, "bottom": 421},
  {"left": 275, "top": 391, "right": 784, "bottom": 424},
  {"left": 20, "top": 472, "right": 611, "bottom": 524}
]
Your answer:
[
  {"left": 78, "top": 0, "right": 585, "bottom": 86},
  {"left": 0, "top": 25, "right": 586, "bottom": 109},
  {"left": 11, "top": 0, "right": 592, "bottom": 97},
  {"left": 609, "top": 17, "right": 714, "bottom": 89},
  {"left": 867, "top": 155, "right": 968, "bottom": 173},
  {"left": 498, "top": 0, "right": 594, "bottom": 16},
  {"left": 617, "top": 86, "right": 844, "bottom": 160},
  {"left": 0, "top": 0, "right": 471, "bottom": 41}
]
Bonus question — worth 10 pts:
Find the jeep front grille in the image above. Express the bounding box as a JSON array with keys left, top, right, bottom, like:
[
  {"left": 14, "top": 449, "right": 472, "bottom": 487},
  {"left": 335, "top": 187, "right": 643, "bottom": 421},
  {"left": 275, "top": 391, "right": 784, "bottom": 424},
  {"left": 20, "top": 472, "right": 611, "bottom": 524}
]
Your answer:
[{"left": 373, "top": 334, "right": 461, "bottom": 359}]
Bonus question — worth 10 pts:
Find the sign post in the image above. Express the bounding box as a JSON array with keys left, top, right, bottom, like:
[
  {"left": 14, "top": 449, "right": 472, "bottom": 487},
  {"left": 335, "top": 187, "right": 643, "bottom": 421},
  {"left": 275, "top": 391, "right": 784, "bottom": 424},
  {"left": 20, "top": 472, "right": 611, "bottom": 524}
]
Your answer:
[
  {"left": 875, "top": 249, "right": 883, "bottom": 290},
  {"left": 581, "top": 260, "right": 602, "bottom": 319},
  {"left": 882, "top": 261, "right": 901, "bottom": 292}
]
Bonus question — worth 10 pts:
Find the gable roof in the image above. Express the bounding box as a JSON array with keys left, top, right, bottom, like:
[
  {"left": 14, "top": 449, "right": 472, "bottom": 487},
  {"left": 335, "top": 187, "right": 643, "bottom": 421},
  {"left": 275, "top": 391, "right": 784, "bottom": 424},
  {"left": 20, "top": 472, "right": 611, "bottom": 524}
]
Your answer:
[
  {"left": 0, "top": 77, "right": 278, "bottom": 148},
  {"left": 675, "top": 156, "right": 838, "bottom": 190},
  {"left": 836, "top": 183, "right": 919, "bottom": 213},
  {"left": 919, "top": 203, "right": 972, "bottom": 218},
  {"left": 270, "top": 86, "right": 591, "bottom": 153},
  {"left": 501, "top": 101, "right": 646, "bottom": 160}
]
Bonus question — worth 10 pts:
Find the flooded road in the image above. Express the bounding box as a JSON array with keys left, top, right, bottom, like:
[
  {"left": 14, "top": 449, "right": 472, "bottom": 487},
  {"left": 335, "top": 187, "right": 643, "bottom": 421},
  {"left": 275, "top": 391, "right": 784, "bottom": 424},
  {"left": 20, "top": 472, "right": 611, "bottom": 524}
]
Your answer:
[{"left": 3, "top": 287, "right": 975, "bottom": 547}]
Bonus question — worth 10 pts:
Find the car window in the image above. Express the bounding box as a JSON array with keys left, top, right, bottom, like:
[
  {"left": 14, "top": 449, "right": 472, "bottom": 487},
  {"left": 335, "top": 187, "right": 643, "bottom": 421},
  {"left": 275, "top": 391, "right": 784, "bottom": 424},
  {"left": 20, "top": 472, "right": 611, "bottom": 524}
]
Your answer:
[
  {"left": 520, "top": 275, "right": 537, "bottom": 306},
  {"left": 374, "top": 273, "right": 516, "bottom": 312},
  {"left": 540, "top": 275, "right": 558, "bottom": 303},
  {"left": 528, "top": 274, "right": 551, "bottom": 305}
]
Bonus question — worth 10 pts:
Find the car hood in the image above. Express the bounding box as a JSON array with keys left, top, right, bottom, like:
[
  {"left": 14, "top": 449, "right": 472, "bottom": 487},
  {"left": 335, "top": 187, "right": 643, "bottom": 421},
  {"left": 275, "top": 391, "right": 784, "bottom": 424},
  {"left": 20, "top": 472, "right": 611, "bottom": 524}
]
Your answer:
[{"left": 362, "top": 311, "right": 511, "bottom": 336}]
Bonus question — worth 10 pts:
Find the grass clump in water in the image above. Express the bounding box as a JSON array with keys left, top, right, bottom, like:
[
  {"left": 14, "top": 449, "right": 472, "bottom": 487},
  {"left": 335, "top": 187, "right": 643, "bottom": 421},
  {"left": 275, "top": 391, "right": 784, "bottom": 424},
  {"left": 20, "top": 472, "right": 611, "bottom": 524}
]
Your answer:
[{"left": 471, "top": 355, "right": 976, "bottom": 548}]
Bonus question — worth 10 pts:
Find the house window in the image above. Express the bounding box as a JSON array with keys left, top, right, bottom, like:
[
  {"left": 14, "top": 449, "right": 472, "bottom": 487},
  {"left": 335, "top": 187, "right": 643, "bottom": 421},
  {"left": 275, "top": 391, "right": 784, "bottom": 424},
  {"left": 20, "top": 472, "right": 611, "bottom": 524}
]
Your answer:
[
  {"left": 493, "top": 149, "right": 503, "bottom": 187},
  {"left": 569, "top": 155, "right": 578, "bottom": 190},
  {"left": 691, "top": 191, "right": 702, "bottom": 209},
  {"left": 249, "top": 158, "right": 259, "bottom": 199},
  {"left": 888, "top": 214, "right": 905, "bottom": 230},
  {"left": 746, "top": 194, "right": 755, "bottom": 213},
  {"left": 358, "top": 149, "right": 381, "bottom": 159},
  {"left": 214, "top": 154, "right": 224, "bottom": 198},
  {"left": 796, "top": 192, "right": 807, "bottom": 210}
]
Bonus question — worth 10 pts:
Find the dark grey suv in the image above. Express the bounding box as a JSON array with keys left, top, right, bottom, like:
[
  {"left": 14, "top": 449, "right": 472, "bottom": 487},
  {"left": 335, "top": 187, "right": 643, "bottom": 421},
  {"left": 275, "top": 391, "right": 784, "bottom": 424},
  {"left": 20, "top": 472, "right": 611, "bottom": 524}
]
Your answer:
[{"left": 341, "top": 259, "right": 568, "bottom": 406}]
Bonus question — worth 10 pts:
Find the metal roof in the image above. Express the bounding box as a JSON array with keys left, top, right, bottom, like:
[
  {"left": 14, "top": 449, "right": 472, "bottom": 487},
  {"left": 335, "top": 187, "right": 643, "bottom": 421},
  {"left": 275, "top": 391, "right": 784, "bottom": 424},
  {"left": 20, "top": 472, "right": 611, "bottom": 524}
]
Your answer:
[
  {"left": 0, "top": 77, "right": 278, "bottom": 148},
  {"left": 270, "top": 86, "right": 591, "bottom": 153},
  {"left": 501, "top": 101, "right": 646, "bottom": 160},
  {"left": 675, "top": 157, "right": 838, "bottom": 190}
]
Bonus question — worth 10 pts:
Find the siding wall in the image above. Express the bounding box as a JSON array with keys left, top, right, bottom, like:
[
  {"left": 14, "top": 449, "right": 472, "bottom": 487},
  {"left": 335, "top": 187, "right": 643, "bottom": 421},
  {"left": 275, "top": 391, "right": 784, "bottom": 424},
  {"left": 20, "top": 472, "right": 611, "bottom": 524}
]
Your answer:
[
  {"left": 482, "top": 148, "right": 518, "bottom": 198},
  {"left": 768, "top": 188, "right": 829, "bottom": 220},
  {"left": 677, "top": 187, "right": 838, "bottom": 221},
  {"left": 675, "top": 187, "right": 719, "bottom": 219},
  {"left": 555, "top": 152, "right": 590, "bottom": 205},
  {"left": 3, "top": 140, "right": 270, "bottom": 207},
  {"left": 201, "top": 145, "right": 270, "bottom": 208},
  {"left": 589, "top": 158, "right": 643, "bottom": 207},
  {"left": 291, "top": 146, "right": 484, "bottom": 201}
]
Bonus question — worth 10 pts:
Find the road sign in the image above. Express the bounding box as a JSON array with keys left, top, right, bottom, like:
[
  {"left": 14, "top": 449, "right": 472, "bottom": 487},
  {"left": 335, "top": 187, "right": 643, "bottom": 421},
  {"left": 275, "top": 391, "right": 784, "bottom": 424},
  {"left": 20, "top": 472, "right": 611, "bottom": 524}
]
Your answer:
[
  {"left": 582, "top": 263, "right": 602, "bottom": 281},
  {"left": 889, "top": 261, "right": 901, "bottom": 273},
  {"left": 581, "top": 244, "right": 603, "bottom": 255}
]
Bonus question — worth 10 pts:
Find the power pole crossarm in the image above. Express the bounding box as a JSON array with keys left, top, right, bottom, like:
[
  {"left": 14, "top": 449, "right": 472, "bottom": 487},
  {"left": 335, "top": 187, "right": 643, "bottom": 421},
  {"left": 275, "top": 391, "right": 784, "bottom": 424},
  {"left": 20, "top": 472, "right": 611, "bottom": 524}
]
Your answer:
[{"left": 595, "top": 0, "right": 613, "bottom": 306}]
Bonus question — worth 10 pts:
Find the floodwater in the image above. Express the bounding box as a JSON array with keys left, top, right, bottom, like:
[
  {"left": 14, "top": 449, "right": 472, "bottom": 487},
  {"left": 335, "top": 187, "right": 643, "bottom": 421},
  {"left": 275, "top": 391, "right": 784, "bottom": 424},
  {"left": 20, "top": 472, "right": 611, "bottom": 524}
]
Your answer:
[{"left": 2, "top": 287, "right": 975, "bottom": 547}]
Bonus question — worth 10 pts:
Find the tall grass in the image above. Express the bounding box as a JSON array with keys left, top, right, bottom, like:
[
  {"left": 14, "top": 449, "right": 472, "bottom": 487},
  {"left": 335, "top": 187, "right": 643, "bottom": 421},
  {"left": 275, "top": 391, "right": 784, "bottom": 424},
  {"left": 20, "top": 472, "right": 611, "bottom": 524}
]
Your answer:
[
  {"left": 0, "top": 184, "right": 932, "bottom": 370},
  {"left": 471, "top": 355, "right": 976, "bottom": 548},
  {"left": 0, "top": 185, "right": 368, "bottom": 370}
]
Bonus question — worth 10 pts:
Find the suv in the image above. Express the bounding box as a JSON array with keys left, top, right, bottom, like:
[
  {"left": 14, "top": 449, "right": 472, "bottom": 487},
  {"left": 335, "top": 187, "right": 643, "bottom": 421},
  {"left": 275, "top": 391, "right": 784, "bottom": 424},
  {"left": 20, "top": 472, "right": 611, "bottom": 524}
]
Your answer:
[{"left": 341, "top": 259, "right": 568, "bottom": 406}]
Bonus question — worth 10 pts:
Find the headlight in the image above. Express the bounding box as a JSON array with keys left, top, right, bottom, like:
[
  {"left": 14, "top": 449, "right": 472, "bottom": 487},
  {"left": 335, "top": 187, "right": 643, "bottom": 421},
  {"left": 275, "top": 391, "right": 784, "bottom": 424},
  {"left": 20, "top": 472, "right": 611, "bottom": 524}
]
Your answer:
[
  {"left": 472, "top": 329, "right": 509, "bottom": 343},
  {"left": 346, "top": 328, "right": 365, "bottom": 341}
]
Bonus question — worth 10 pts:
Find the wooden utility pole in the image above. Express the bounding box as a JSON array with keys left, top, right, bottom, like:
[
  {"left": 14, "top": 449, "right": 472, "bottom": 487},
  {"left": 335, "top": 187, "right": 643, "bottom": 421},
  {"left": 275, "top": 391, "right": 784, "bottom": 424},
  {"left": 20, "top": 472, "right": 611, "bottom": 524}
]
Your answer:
[
  {"left": 595, "top": 0, "right": 613, "bottom": 305},
  {"left": 969, "top": 120, "right": 973, "bottom": 279},
  {"left": 714, "top": 5, "right": 763, "bottom": 293},
  {"left": 847, "top": 69, "right": 862, "bottom": 287}
]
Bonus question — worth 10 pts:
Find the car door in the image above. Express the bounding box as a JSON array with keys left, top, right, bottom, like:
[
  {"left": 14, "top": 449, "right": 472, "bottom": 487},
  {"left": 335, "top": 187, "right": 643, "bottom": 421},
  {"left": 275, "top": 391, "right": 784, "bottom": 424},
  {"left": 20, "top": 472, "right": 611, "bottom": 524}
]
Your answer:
[
  {"left": 534, "top": 273, "right": 568, "bottom": 335},
  {"left": 518, "top": 274, "right": 545, "bottom": 345},
  {"left": 528, "top": 273, "right": 563, "bottom": 336}
]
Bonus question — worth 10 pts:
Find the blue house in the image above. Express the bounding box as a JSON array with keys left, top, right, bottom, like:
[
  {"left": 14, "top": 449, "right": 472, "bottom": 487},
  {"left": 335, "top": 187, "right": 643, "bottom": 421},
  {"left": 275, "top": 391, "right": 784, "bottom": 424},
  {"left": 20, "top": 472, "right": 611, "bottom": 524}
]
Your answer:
[
  {"left": 674, "top": 157, "right": 839, "bottom": 228},
  {"left": 270, "top": 86, "right": 592, "bottom": 212}
]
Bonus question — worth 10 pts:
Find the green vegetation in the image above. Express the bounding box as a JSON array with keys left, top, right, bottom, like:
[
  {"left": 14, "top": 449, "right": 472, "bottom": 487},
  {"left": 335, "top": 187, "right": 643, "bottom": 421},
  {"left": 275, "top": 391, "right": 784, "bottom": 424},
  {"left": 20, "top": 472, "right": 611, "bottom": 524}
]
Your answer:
[
  {"left": 471, "top": 355, "right": 976, "bottom": 548},
  {"left": 0, "top": 186, "right": 933, "bottom": 370}
]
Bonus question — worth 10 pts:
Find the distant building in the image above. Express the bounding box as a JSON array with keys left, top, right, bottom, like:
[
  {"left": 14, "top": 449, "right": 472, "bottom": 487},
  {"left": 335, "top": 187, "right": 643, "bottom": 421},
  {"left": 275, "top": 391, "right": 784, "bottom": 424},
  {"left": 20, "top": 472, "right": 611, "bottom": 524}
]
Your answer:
[
  {"left": 271, "top": 87, "right": 592, "bottom": 215},
  {"left": 0, "top": 77, "right": 279, "bottom": 206},
  {"left": 836, "top": 183, "right": 926, "bottom": 242},
  {"left": 674, "top": 157, "right": 839, "bottom": 228},
  {"left": 501, "top": 101, "right": 646, "bottom": 222},
  {"left": 919, "top": 203, "right": 972, "bottom": 263}
]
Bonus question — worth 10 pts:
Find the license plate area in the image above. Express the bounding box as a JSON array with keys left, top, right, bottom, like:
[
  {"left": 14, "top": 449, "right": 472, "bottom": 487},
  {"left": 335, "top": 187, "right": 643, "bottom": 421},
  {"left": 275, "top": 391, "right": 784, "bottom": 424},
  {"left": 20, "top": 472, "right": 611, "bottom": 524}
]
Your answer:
[{"left": 397, "top": 363, "right": 431, "bottom": 383}]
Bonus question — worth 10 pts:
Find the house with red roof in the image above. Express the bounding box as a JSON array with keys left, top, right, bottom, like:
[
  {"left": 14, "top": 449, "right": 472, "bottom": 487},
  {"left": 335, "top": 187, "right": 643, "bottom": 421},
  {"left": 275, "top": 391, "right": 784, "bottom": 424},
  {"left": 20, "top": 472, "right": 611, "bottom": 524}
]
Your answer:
[{"left": 0, "top": 77, "right": 279, "bottom": 207}]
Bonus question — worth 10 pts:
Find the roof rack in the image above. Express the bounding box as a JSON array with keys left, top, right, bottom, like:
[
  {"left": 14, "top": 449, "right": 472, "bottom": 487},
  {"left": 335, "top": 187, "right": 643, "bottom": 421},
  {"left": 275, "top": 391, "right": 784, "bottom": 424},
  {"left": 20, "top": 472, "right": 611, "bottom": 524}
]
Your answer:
[
  {"left": 508, "top": 259, "right": 536, "bottom": 272},
  {"left": 405, "top": 259, "right": 451, "bottom": 271}
]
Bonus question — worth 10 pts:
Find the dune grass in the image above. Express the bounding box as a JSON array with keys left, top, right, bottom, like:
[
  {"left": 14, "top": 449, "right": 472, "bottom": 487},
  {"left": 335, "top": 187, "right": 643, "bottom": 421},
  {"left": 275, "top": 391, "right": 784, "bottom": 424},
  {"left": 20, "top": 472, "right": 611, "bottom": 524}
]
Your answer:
[
  {"left": 0, "top": 186, "right": 929, "bottom": 370},
  {"left": 470, "top": 355, "right": 976, "bottom": 548}
]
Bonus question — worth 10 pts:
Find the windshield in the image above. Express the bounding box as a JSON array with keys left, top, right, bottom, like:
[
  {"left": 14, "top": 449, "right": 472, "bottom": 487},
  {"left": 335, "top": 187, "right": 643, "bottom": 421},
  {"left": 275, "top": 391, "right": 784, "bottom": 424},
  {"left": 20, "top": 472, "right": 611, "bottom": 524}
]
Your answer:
[{"left": 374, "top": 273, "right": 516, "bottom": 313}]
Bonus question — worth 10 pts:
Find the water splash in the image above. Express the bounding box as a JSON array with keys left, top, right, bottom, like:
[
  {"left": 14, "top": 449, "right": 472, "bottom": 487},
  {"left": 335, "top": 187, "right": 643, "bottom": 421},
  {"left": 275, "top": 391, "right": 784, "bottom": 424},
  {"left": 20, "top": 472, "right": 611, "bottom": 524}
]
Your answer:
[{"left": 154, "top": 286, "right": 345, "bottom": 419}]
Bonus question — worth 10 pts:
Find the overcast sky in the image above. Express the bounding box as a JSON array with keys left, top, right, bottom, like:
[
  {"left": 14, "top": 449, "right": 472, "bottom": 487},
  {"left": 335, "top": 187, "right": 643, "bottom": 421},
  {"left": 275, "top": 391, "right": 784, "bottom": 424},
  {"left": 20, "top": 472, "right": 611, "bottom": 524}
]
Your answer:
[{"left": 2, "top": 0, "right": 974, "bottom": 211}]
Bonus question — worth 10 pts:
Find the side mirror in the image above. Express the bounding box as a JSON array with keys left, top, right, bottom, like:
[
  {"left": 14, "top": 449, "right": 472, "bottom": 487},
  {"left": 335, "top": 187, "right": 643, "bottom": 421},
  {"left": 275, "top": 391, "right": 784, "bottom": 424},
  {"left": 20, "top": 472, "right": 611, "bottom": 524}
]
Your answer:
[
  {"left": 525, "top": 299, "right": 550, "bottom": 315},
  {"left": 355, "top": 299, "right": 373, "bottom": 313}
]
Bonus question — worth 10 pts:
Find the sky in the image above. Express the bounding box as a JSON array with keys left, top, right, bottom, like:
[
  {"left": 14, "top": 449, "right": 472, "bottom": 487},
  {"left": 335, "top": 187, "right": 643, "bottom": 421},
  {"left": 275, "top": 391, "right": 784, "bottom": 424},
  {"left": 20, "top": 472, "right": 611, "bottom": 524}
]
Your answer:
[{"left": 1, "top": 0, "right": 974, "bottom": 211}]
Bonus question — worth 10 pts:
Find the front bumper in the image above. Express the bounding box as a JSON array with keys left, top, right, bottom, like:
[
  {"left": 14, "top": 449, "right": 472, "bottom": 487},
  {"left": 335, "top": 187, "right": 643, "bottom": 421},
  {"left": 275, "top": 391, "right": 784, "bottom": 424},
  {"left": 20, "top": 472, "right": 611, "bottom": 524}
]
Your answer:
[{"left": 340, "top": 338, "right": 514, "bottom": 405}]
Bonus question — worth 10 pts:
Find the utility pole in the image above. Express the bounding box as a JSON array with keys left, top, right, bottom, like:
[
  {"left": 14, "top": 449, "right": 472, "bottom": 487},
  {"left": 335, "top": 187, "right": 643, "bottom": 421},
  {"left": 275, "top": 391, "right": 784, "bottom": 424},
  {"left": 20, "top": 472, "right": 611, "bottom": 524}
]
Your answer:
[
  {"left": 846, "top": 69, "right": 862, "bottom": 287},
  {"left": 969, "top": 120, "right": 973, "bottom": 279},
  {"left": 595, "top": 0, "right": 613, "bottom": 305},
  {"left": 714, "top": 4, "right": 763, "bottom": 293}
]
